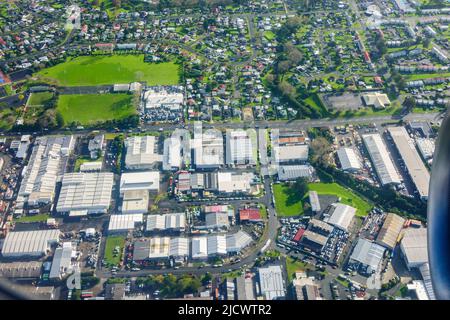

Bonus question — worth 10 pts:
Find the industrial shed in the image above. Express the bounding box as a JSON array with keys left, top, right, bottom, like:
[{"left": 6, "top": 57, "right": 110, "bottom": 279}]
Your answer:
[
  {"left": 349, "top": 238, "right": 385, "bottom": 275},
  {"left": 336, "top": 147, "right": 361, "bottom": 172},
  {"left": 324, "top": 203, "right": 356, "bottom": 232},
  {"left": 376, "top": 213, "right": 405, "bottom": 250},
  {"left": 362, "top": 134, "right": 401, "bottom": 185},
  {"left": 1, "top": 229, "right": 60, "bottom": 258},
  {"left": 226, "top": 230, "right": 252, "bottom": 253},
  {"left": 0, "top": 261, "right": 43, "bottom": 279},
  {"left": 387, "top": 126, "right": 430, "bottom": 200},
  {"left": 400, "top": 227, "right": 428, "bottom": 270},
  {"left": 108, "top": 214, "right": 143, "bottom": 233},
  {"left": 146, "top": 213, "right": 186, "bottom": 232},
  {"left": 56, "top": 172, "right": 114, "bottom": 216}
]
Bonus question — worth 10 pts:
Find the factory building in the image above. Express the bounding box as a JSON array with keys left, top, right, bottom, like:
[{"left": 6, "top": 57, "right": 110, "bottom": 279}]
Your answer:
[
  {"left": 119, "top": 171, "right": 160, "bottom": 194},
  {"left": 124, "top": 136, "right": 162, "bottom": 170},
  {"left": 362, "top": 133, "right": 401, "bottom": 185},
  {"left": 18, "top": 136, "right": 74, "bottom": 207},
  {"left": 108, "top": 214, "right": 144, "bottom": 234},
  {"left": 146, "top": 212, "right": 186, "bottom": 232},
  {"left": 56, "top": 172, "right": 114, "bottom": 216},
  {"left": 336, "top": 147, "right": 361, "bottom": 172},
  {"left": 49, "top": 242, "right": 76, "bottom": 280},
  {"left": 225, "top": 129, "right": 257, "bottom": 166},
  {"left": 324, "top": 203, "right": 356, "bottom": 232},
  {"left": 258, "top": 265, "right": 286, "bottom": 300},
  {"left": 349, "top": 238, "right": 385, "bottom": 275},
  {"left": 387, "top": 126, "right": 430, "bottom": 200},
  {"left": 192, "top": 122, "right": 224, "bottom": 169},
  {"left": 1, "top": 229, "right": 60, "bottom": 258},
  {"left": 376, "top": 213, "right": 405, "bottom": 250}
]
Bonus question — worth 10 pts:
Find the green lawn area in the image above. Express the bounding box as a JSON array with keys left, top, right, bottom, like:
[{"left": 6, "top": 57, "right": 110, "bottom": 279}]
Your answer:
[
  {"left": 273, "top": 183, "right": 304, "bottom": 217},
  {"left": 56, "top": 93, "right": 136, "bottom": 125},
  {"left": 15, "top": 213, "right": 50, "bottom": 223},
  {"left": 273, "top": 182, "right": 372, "bottom": 217},
  {"left": 104, "top": 236, "right": 125, "bottom": 266},
  {"left": 36, "top": 55, "right": 180, "bottom": 86},
  {"left": 27, "top": 92, "right": 53, "bottom": 106},
  {"left": 286, "top": 256, "right": 313, "bottom": 281},
  {"left": 264, "top": 30, "right": 276, "bottom": 40},
  {"left": 308, "top": 182, "right": 372, "bottom": 217}
]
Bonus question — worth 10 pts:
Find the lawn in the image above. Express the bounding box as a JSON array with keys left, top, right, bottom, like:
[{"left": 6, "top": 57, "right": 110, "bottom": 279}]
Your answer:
[
  {"left": 273, "top": 183, "right": 304, "bottom": 217},
  {"left": 286, "top": 256, "right": 313, "bottom": 281},
  {"left": 15, "top": 213, "right": 50, "bottom": 223},
  {"left": 308, "top": 183, "right": 372, "bottom": 217},
  {"left": 273, "top": 182, "right": 372, "bottom": 217},
  {"left": 56, "top": 94, "right": 136, "bottom": 125},
  {"left": 104, "top": 236, "right": 126, "bottom": 266},
  {"left": 36, "top": 55, "right": 180, "bottom": 86},
  {"left": 27, "top": 92, "right": 54, "bottom": 106}
]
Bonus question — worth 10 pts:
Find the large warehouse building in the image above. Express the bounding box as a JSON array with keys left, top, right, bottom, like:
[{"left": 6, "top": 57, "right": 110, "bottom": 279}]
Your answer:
[
  {"left": 192, "top": 122, "right": 224, "bottom": 169},
  {"left": 119, "top": 171, "right": 160, "bottom": 194},
  {"left": 362, "top": 133, "right": 401, "bottom": 185},
  {"left": 56, "top": 172, "right": 114, "bottom": 216},
  {"left": 17, "top": 136, "right": 74, "bottom": 207},
  {"left": 376, "top": 213, "right": 405, "bottom": 250},
  {"left": 258, "top": 265, "right": 286, "bottom": 300},
  {"left": 124, "top": 135, "right": 162, "bottom": 170},
  {"left": 324, "top": 203, "right": 356, "bottom": 232},
  {"left": 349, "top": 238, "right": 385, "bottom": 275},
  {"left": 108, "top": 214, "right": 144, "bottom": 234},
  {"left": 146, "top": 213, "right": 186, "bottom": 232},
  {"left": 336, "top": 147, "right": 361, "bottom": 172},
  {"left": 387, "top": 126, "right": 430, "bottom": 200},
  {"left": 225, "top": 129, "right": 257, "bottom": 166},
  {"left": 1, "top": 229, "right": 60, "bottom": 258},
  {"left": 400, "top": 227, "right": 428, "bottom": 270}
]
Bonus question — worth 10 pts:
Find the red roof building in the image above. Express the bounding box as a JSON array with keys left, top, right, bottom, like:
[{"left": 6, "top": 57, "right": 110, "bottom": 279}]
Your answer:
[
  {"left": 293, "top": 228, "right": 306, "bottom": 242},
  {"left": 239, "top": 208, "right": 262, "bottom": 222}
]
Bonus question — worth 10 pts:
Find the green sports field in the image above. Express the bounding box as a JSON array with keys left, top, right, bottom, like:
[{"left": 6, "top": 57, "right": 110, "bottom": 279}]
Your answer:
[
  {"left": 56, "top": 94, "right": 136, "bottom": 125},
  {"left": 36, "top": 55, "right": 180, "bottom": 86},
  {"left": 273, "top": 182, "right": 372, "bottom": 217}
]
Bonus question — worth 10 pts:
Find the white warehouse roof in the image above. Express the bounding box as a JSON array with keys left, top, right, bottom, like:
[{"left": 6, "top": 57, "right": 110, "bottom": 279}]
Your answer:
[
  {"left": 337, "top": 147, "right": 361, "bottom": 171},
  {"left": 207, "top": 235, "right": 227, "bottom": 256},
  {"left": 325, "top": 203, "right": 356, "bottom": 231},
  {"left": 274, "top": 145, "right": 309, "bottom": 163},
  {"left": 258, "top": 265, "right": 286, "bottom": 300},
  {"left": 56, "top": 172, "right": 114, "bottom": 214},
  {"left": 350, "top": 238, "right": 385, "bottom": 274},
  {"left": 362, "top": 133, "right": 401, "bottom": 185},
  {"left": 226, "top": 230, "right": 252, "bottom": 253},
  {"left": 1, "top": 230, "right": 60, "bottom": 257},
  {"left": 226, "top": 129, "right": 257, "bottom": 165},
  {"left": 108, "top": 214, "right": 143, "bottom": 232},
  {"left": 169, "top": 237, "right": 189, "bottom": 257},
  {"left": 125, "top": 136, "right": 162, "bottom": 169},
  {"left": 191, "top": 237, "right": 208, "bottom": 259},
  {"left": 120, "top": 171, "right": 160, "bottom": 193},
  {"left": 400, "top": 227, "right": 428, "bottom": 269},
  {"left": 146, "top": 213, "right": 186, "bottom": 231},
  {"left": 387, "top": 127, "right": 430, "bottom": 200}
]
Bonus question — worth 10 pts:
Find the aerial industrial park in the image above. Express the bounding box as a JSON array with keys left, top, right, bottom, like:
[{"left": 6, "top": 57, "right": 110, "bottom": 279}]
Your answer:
[{"left": 0, "top": 0, "right": 446, "bottom": 302}]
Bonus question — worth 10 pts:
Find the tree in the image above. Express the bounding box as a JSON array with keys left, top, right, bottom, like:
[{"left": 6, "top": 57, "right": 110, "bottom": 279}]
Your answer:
[
  {"left": 403, "top": 96, "right": 416, "bottom": 113},
  {"left": 293, "top": 177, "right": 309, "bottom": 197},
  {"left": 310, "top": 137, "right": 332, "bottom": 166}
]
